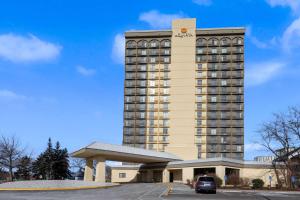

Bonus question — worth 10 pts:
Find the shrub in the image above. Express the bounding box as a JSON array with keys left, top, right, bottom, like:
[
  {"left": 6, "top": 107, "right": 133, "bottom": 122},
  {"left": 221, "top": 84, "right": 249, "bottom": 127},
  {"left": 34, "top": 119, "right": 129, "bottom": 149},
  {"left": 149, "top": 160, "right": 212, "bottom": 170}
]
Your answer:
[
  {"left": 252, "top": 179, "right": 264, "bottom": 189},
  {"left": 207, "top": 173, "right": 223, "bottom": 188},
  {"left": 240, "top": 177, "right": 251, "bottom": 187},
  {"left": 227, "top": 173, "right": 240, "bottom": 186}
]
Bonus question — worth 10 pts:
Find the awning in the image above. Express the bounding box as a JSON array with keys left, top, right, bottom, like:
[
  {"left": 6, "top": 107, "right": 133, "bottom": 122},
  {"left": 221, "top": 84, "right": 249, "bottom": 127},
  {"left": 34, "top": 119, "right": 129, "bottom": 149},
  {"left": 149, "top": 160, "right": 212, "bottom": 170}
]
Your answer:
[{"left": 71, "top": 142, "right": 182, "bottom": 163}]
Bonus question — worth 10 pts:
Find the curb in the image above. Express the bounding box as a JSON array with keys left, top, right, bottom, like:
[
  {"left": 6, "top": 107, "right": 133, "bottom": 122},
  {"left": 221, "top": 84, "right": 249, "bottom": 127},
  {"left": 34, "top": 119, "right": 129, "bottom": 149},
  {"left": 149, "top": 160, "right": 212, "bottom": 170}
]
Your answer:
[{"left": 0, "top": 184, "right": 120, "bottom": 191}]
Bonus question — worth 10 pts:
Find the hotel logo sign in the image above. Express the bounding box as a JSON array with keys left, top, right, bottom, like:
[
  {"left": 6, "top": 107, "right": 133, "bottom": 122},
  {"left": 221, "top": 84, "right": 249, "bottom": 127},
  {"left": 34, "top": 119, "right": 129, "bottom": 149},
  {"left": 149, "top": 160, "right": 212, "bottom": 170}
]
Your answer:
[{"left": 175, "top": 27, "right": 193, "bottom": 38}]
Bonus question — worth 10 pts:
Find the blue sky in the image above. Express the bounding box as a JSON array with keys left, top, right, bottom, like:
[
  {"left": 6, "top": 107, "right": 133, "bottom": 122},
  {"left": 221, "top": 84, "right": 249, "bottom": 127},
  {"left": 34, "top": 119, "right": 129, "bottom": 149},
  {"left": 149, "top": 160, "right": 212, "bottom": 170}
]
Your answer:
[{"left": 0, "top": 0, "right": 300, "bottom": 160}]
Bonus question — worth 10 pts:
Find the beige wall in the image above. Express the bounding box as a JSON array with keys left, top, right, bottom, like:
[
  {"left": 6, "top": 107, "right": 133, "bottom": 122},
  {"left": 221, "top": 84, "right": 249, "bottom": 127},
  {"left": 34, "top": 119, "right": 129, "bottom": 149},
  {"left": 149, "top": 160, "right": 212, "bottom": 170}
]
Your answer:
[
  {"left": 241, "top": 167, "right": 277, "bottom": 187},
  {"left": 111, "top": 165, "right": 279, "bottom": 187},
  {"left": 166, "top": 18, "right": 198, "bottom": 160},
  {"left": 111, "top": 169, "right": 139, "bottom": 183}
]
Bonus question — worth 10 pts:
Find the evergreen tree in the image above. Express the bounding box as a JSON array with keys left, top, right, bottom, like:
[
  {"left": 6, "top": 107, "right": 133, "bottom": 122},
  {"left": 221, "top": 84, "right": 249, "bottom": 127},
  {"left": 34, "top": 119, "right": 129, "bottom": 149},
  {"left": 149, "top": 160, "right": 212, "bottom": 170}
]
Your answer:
[
  {"left": 32, "top": 138, "right": 70, "bottom": 180},
  {"left": 15, "top": 156, "right": 32, "bottom": 180},
  {"left": 52, "top": 142, "right": 71, "bottom": 179}
]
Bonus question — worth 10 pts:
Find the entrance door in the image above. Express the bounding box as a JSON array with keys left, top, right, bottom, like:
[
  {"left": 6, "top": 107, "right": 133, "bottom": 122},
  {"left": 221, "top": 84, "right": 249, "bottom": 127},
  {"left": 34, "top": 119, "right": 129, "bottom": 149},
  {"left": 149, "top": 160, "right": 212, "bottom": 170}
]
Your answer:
[{"left": 169, "top": 172, "right": 174, "bottom": 182}]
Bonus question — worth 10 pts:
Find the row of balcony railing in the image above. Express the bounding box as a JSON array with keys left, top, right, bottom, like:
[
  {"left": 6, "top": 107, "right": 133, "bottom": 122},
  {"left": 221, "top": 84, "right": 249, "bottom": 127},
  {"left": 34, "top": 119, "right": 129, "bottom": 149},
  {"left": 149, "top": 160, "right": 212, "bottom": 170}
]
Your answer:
[
  {"left": 126, "top": 49, "right": 171, "bottom": 56},
  {"left": 196, "top": 55, "right": 243, "bottom": 63},
  {"left": 126, "top": 57, "right": 171, "bottom": 64},
  {"left": 126, "top": 40, "right": 171, "bottom": 49},
  {"left": 196, "top": 38, "right": 243, "bottom": 47},
  {"left": 196, "top": 63, "right": 243, "bottom": 71},
  {"left": 196, "top": 79, "right": 243, "bottom": 86},
  {"left": 196, "top": 47, "right": 243, "bottom": 55}
]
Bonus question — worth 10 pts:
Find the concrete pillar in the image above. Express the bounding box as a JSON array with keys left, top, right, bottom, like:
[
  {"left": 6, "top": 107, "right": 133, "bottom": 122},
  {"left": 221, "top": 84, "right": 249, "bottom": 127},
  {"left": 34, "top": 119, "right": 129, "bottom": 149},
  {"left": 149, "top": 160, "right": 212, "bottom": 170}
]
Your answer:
[
  {"left": 95, "top": 157, "right": 106, "bottom": 182},
  {"left": 84, "top": 158, "right": 93, "bottom": 181},
  {"left": 182, "top": 167, "right": 194, "bottom": 184},
  {"left": 216, "top": 166, "right": 226, "bottom": 186},
  {"left": 162, "top": 168, "right": 170, "bottom": 183}
]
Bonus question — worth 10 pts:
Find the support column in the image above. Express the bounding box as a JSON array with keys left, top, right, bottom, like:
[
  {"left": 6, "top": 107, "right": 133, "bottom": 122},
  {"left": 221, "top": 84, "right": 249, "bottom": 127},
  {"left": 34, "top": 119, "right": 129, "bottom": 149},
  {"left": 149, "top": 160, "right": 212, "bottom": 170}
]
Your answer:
[
  {"left": 182, "top": 167, "right": 194, "bottom": 184},
  {"left": 162, "top": 168, "right": 170, "bottom": 183},
  {"left": 95, "top": 157, "right": 106, "bottom": 182},
  {"left": 216, "top": 166, "right": 226, "bottom": 186},
  {"left": 84, "top": 158, "right": 93, "bottom": 181}
]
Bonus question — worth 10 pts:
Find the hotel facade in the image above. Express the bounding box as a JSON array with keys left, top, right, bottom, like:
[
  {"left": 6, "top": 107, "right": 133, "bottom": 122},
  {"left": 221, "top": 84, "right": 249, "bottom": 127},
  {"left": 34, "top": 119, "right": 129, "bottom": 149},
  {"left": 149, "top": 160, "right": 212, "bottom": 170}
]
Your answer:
[
  {"left": 72, "top": 19, "right": 281, "bottom": 186},
  {"left": 123, "top": 18, "right": 244, "bottom": 160}
]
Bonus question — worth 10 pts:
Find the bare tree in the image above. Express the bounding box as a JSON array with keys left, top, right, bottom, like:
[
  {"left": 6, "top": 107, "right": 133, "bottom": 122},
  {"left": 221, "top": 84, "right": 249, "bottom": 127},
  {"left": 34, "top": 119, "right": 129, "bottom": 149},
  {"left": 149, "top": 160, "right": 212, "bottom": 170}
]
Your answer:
[
  {"left": 70, "top": 158, "right": 86, "bottom": 173},
  {"left": 258, "top": 106, "right": 300, "bottom": 189},
  {"left": 0, "top": 135, "right": 25, "bottom": 181}
]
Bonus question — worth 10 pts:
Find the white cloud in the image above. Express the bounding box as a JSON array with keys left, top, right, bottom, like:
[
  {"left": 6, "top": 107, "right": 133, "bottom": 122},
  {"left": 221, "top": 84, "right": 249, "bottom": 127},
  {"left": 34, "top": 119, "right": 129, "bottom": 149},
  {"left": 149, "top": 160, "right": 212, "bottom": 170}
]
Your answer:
[
  {"left": 282, "top": 17, "right": 300, "bottom": 52},
  {"left": 76, "top": 65, "right": 96, "bottom": 76},
  {"left": 111, "top": 33, "right": 125, "bottom": 65},
  {"left": 266, "top": 0, "right": 300, "bottom": 13},
  {"left": 246, "top": 61, "right": 284, "bottom": 86},
  {"left": 246, "top": 26, "right": 269, "bottom": 49},
  {"left": 139, "top": 10, "right": 187, "bottom": 29},
  {"left": 245, "top": 143, "right": 265, "bottom": 151},
  {"left": 193, "top": 0, "right": 212, "bottom": 6},
  {"left": 0, "top": 89, "right": 29, "bottom": 101},
  {"left": 0, "top": 33, "right": 61, "bottom": 63}
]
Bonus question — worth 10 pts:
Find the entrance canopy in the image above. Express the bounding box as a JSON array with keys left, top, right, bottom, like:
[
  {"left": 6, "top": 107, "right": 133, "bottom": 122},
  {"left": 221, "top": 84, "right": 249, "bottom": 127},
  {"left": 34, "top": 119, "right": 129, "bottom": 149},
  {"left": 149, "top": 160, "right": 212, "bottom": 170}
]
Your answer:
[{"left": 71, "top": 142, "right": 182, "bottom": 163}]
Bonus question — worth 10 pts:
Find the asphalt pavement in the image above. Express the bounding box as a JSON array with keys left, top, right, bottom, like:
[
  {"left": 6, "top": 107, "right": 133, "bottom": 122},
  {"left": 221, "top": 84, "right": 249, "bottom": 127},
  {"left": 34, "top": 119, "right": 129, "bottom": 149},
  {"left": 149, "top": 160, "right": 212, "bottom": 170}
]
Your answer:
[{"left": 0, "top": 183, "right": 299, "bottom": 200}]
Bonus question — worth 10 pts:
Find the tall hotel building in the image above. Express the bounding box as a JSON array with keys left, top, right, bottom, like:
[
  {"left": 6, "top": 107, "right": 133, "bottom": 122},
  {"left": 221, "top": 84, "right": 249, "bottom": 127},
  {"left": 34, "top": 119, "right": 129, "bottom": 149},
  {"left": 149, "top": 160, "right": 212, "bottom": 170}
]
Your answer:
[{"left": 123, "top": 19, "right": 245, "bottom": 160}]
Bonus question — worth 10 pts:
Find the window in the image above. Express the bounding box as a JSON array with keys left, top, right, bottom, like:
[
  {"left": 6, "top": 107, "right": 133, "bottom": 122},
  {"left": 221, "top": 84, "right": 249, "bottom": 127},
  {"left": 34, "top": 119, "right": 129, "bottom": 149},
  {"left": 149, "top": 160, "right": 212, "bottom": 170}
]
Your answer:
[
  {"left": 149, "top": 96, "right": 155, "bottom": 103},
  {"left": 163, "top": 96, "right": 169, "bottom": 102},
  {"left": 163, "top": 120, "right": 169, "bottom": 126},
  {"left": 149, "top": 128, "right": 154, "bottom": 134},
  {"left": 196, "top": 88, "right": 201, "bottom": 94},
  {"left": 211, "top": 72, "right": 217, "bottom": 78},
  {"left": 150, "top": 81, "right": 155, "bottom": 87},
  {"left": 164, "top": 72, "right": 168, "bottom": 79},
  {"left": 221, "top": 55, "right": 227, "bottom": 61},
  {"left": 149, "top": 72, "right": 155, "bottom": 79},
  {"left": 164, "top": 64, "right": 169, "bottom": 71},
  {"left": 211, "top": 129, "right": 217, "bottom": 135},
  {"left": 150, "top": 88, "right": 155, "bottom": 95},
  {"left": 150, "top": 57, "right": 156, "bottom": 63},
  {"left": 163, "top": 88, "right": 169, "bottom": 94},
  {"left": 163, "top": 128, "right": 168, "bottom": 135},
  {"left": 197, "top": 128, "right": 202, "bottom": 135},
  {"left": 119, "top": 173, "right": 126, "bottom": 178},
  {"left": 150, "top": 42, "right": 157, "bottom": 47},
  {"left": 211, "top": 48, "right": 217, "bottom": 54},
  {"left": 196, "top": 96, "right": 202, "bottom": 102},
  {"left": 221, "top": 80, "right": 227, "bottom": 86},
  {"left": 140, "top": 65, "right": 146, "bottom": 71},
  {"left": 197, "top": 48, "right": 203, "bottom": 54},
  {"left": 221, "top": 39, "right": 227, "bottom": 45},
  {"left": 164, "top": 41, "right": 170, "bottom": 47},
  {"left": 164, "top": 49, "right": 170, "bottom": 55},
  {"left": 237, "top": 38, "right": 242, "bottom": 45},
  {"left": 212, "top": 39, "right": 218, "bottom": 45},
  {"left": 141, "top": 50, "right": 147, "bottom": 55},
  {"left": 197, "top": 63, "right": 202, "bottom": 70},
  {"left": 212, "top": 55, "right": 217, "bottom": 61},
  {"left": 140, "top": 112, "right": 145, "bottom": 118},
  {"left": 221, "top": 48, "right": 227, "bottom": 54},
  {"left": 150, "top": 64, "right": 156, "bottom": 71},
  {"left": 197, "top": 72, "right": 202, "bottom": 78},
  {"left": 163, "top": 112, "right": 169, "bottom": 118},
  {"left": 140, "top": 81, "right": 146, "bottom": 87},
  {"left": 237, "top": 145, "right": 242, "bottom": 152},
  {"left": 163, "top": 104, "right": 168, "bottom": 110},
  {"left": 163, "top": 57, "right": 170, "bottom": 63},
  {"left": 211, "top": 96, "right": 217, "bottom": 102},
  {"left": 163, "top": 80, "right": 169, "bottom": 87},
  {"left": 140, "top": 96, "right": 146, "bottom": 102},
  {"left": 149, "top": 104, "right": 154, "bottom": 110}
]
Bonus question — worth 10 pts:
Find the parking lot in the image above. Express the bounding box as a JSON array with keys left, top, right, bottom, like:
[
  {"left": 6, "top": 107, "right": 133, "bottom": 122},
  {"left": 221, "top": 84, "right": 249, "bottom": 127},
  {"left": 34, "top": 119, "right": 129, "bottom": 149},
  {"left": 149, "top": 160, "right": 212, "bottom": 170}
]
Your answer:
[{"left": 0, "top": 183, "right": 300, "bottom": 200}]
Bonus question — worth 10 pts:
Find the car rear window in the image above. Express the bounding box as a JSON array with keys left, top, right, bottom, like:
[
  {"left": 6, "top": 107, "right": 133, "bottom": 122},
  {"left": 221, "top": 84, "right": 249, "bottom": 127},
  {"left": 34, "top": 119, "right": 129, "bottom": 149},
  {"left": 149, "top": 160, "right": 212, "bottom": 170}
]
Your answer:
[{"left": 199, "top": 177, "right": 214, "bottom": 182}]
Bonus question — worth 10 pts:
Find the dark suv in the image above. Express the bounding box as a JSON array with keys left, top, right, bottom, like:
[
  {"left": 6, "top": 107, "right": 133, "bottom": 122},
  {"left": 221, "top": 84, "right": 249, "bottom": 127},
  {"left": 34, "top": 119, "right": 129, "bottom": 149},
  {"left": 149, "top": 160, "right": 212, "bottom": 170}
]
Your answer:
[{"left": 195, "top": 176, "right": 217, "bottom": 194}]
